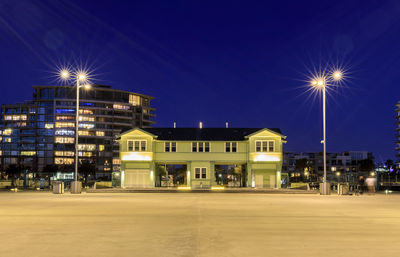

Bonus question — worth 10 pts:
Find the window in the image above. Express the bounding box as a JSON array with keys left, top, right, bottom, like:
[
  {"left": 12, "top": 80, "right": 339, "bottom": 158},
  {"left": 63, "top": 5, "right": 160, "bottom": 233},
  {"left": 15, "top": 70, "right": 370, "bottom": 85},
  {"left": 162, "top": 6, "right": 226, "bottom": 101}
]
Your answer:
[
  {"left": 55, "top": 137, "right": 74, "bottom": 144},
  {"left": 20, "top": 151, "right": 36, "bottom": 156},
  {"left": 78, "top": 144, "right": 96, "bottom": 151},
  {"left": 55, "top": 122, "right": 75, "bottom": 128},
  {"left": 225, "top": 142, "right": 230, "bottom": 152},
  {"left": 225, "top": 142, "right": 237, "bottom": 152},
  {"left": 255, "top": 140, "right": 275, "bottom": 152},
  {"left": 195, "top": 167, "right": 207, "bottom": 179},
  {"left": 192, "top": 142, "right": 210, "bottom": 152},
  {"left": 96, "top": 131, "right": 105, "bottom": 137},
  {"left": 128, "top": 141, "right": 134, "bottom": 151},
  {"left": 54, "top": 151, "right": 74, "bottom": 157},
  {"left": 55, "top": 129, "right": 74, "bottom": 136},
  {"left": 55, "top": 158, "right": 74, "bottom": 165},
  {"left": 165, "top": 142, "right": 177, "bottom": 152},
  {"left": 127, "top": 140, "right": 147, "bottom": 152},
  {"left": 268, "top": 141, "right": 274, "bottom": 152},
  {"left": 56, "top": 116, "right": 74, "bottom": 121},
  {"left": 232, "top": 142, "right": 237, "bottom": 152}
]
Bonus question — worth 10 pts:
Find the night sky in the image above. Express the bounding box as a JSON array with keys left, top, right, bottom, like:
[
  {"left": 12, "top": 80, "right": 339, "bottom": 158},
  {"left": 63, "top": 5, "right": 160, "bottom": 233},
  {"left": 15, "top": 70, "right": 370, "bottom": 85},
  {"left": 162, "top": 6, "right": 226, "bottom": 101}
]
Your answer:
[{"left": 1, "top": 0, "right": 400, "bottom": 162}]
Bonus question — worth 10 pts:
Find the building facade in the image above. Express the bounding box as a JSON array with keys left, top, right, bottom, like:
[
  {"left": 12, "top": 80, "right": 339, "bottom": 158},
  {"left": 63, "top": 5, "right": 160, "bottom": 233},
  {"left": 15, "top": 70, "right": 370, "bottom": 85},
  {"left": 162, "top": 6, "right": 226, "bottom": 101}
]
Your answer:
[
  {"left": 118, "top": 127, "right": 286, "bottom": 189},
  {"left": 282, "top": 151, "right": 375, "bottom": 183},
  {"left": 0, "top": 85, "right": 155, "bottom": 178}
]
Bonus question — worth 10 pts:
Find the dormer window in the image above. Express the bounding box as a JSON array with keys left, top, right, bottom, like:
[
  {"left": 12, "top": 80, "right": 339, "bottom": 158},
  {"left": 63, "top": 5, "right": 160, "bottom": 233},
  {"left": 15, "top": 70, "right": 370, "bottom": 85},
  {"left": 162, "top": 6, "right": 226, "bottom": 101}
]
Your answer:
[
  {"left": 128, "top": 140, "right": 147, "bottom": 152},
  {"left": 255, "top": 140, "right": 274, "bottom": 152}
]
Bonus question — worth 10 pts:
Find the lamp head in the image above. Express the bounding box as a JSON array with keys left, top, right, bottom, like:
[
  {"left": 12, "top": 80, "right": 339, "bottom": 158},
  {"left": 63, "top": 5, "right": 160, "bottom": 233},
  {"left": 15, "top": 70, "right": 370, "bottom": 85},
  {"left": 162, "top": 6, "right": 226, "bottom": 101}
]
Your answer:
[
  {"left": 77, "top": 72, "right": 87, "bottom": 82},
  {"left": 332, "top": 70, "right": 343, "bottom": 81},
  {"left": 60, "top": 69, "right": 70, "bottom": 80}
]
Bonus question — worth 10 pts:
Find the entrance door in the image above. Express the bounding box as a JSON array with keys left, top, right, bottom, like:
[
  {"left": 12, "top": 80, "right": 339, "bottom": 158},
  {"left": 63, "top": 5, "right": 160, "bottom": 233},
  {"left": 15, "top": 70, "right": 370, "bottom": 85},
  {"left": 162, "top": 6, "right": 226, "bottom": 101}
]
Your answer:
[
  {"left": 125, "top": 169, "right": 150, "bottom": 188},
  {"left": 269, "top": 175, "right": 276, "bottom": 188},
  {"left": 255, "top": 175, "right": 264, "bottom": 188}
]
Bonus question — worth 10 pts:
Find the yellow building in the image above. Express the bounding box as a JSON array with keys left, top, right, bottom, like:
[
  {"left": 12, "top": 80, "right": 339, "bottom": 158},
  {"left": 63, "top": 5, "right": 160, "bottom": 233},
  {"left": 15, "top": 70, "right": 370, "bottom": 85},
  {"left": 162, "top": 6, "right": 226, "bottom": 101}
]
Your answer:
[{"left": 118, "top": 128, "right": 286, "bottom": 189}]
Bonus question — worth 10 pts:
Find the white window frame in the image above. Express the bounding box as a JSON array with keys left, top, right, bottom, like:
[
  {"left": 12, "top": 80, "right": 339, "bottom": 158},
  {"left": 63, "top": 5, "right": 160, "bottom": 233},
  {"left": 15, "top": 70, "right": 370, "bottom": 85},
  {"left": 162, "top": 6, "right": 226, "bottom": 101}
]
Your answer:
[
  {"left": 225, "top": 142, "right": 238, "bottom": 153},
  {"left": 255, "top": 140, "right": 275, "bottom": 152},
  {"left": 165, "top": 142, "right": 177, "bottom": 152},
  {"left": 127, "top": 140, "right": 147, "bottom": 152},
  {"left": 192, "top": 142, "right": 211, "bottom": 152},
  {"left": 194, "top": 167, "right": 207, "bottom": 179}
]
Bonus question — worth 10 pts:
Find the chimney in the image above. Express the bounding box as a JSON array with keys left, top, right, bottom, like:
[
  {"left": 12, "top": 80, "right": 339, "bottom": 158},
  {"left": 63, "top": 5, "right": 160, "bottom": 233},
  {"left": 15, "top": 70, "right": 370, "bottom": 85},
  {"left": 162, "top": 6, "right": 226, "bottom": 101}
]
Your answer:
[
  {"left": 173, "top": 122, "right": 176, "bottom": 128},
  {"left": 225, "top": 122, "right": 229, "bottom": 128},
  {"left": 199, "top": 122, "right": 203, "bottom": 129}
]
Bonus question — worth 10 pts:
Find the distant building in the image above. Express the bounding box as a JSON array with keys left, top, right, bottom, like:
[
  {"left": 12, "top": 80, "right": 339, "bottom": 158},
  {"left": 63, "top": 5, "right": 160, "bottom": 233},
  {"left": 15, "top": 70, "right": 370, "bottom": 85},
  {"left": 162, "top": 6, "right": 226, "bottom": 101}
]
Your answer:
[
  {"left": 282, "top": 151, "right": 374, "bottom": 183},
  {"left": 118, "top": 127, "right": 286, "bottom": 189},
  {"left": 0, "top": 85, "right": 155, "bottom": 178}
]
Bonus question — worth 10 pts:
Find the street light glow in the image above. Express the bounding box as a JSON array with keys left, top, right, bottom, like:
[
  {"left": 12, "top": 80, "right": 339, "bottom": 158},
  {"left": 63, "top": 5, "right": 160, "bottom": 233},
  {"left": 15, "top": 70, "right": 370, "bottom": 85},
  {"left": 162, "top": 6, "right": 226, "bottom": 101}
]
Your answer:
[
  {"left": 60, "top": 69, "right": 70, "bottom": 80},
  {"left": 78, "top": 72, "right": 87, "bottom": 81},
  {"left": 84, "top": 84, "right": 91, "bottom": 89},
  {"left": 332, "top": 70, "right": 343, "bottom": 81}
]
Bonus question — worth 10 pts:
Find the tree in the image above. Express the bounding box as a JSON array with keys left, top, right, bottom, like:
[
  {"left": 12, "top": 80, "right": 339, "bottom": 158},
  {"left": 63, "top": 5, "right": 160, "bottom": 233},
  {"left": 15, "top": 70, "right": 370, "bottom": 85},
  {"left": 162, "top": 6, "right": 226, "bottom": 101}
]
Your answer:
[
  {"left": 42, "top": 164, "right": 58, "bottom": 177},
  {"left": 359, "top": 159, "right": 375, "bottom": 172},
  {"left": 79, "top": 160, "right": 96, "bottom": 184}
]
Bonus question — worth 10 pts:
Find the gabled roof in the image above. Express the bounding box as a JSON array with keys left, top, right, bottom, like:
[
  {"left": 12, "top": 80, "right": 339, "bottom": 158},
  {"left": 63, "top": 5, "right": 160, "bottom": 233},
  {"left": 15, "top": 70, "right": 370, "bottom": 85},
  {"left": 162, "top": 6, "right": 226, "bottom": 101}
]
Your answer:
[{"left": 121, "top": 128, "right": 284, "bottom": 141}]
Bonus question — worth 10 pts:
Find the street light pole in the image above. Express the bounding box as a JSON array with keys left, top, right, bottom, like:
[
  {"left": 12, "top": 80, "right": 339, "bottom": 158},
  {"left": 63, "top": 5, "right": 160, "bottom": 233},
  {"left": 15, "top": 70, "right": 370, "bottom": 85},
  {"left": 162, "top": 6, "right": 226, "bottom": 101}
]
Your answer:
[
  {"left": 60, "top": 69, "right": 89, "bottom": 194},
  {"left": 73, "top": 78, "right": 80, "bottom": 193},
  {"left": 310, "top": 69, "right": 344, "bottom": 195},
  {"left": 323, "top": 83, "right": 327, "bottom": 184}
]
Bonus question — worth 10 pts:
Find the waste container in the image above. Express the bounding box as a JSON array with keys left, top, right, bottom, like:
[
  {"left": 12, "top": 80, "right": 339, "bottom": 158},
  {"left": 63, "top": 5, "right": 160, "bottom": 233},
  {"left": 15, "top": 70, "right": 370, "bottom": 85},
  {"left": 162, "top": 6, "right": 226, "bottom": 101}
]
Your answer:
[
  {"left": 53, "top": 181, "right": 64, "bottom": 194},
  {"left": 338, "top": 183, "right": 349, "bottom": 195}
]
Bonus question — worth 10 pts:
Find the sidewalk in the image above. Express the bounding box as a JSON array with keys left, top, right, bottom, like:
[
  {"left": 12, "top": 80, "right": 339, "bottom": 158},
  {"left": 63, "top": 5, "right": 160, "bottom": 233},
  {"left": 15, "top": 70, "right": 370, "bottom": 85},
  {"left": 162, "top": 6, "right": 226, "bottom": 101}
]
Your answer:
[{"left": 86, "top": 187, "right": 318, "bottom": 194}]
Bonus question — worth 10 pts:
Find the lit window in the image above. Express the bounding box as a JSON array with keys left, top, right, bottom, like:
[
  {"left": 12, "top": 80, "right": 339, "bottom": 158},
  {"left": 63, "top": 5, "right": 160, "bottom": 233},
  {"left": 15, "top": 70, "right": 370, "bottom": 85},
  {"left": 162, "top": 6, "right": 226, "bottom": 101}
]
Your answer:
[
  {"left": 55, "top": 158, "right": 74, "bottom": 165},
  {"left": 20, "top": 151, "right": 36, "bottom": 156},
  {"left": 3, "top": 129, "right": 12, "bottom": 135},
  {"left": 4, "top": 137, "right": 11, "bottom": 143},
  {"left": 79, "top": 116, "right": 95, "bottom": 122},
  {"left": 129, "top": 94, "right": 141, "bottom": 106},
  {"left": 56, "top": 116, "right": 74, "bottom": 121},
  {"left": 79, "top": 109, "right": 94, "bottom": 115},
  {"left": 79, "top": 123, "right": 95, "bottom": 129},
  {"left": 96, "top": 131, "right": 105, "bottom": 137},
  {"left": 78, "top": 144, "right": 96, "bottom": 151},
  {"left": 78, "top": 131, "right": 89, "bottom": 136},
  {"left": 54, "top": 151, "right": 74, "bottom": 157},
  {"left": 113, "top": 104, "right": 130, "bottom": 110},
  {"left": 55, "top": 129, "right": 74, "bottom": 136},
  {"left": 55, "top": 122, "right": 75, "bottom": 128},
  {"left": 99, "top": 145, "right": 105, "bottom": 152},
  {"left": 45, "top": 123, "right": 54, "bottom": 129},
  {"left": 55, "top": 137, "right": 74, "bottom": 144},
  {"left": 4, "top": 115, "right": 12, "bottom": 120},
  {"left": 113, "top": 159, "right": 121, "bottom": 165},
  {"left": 79, "top": 152, "right": 93, "bottom": 157}
]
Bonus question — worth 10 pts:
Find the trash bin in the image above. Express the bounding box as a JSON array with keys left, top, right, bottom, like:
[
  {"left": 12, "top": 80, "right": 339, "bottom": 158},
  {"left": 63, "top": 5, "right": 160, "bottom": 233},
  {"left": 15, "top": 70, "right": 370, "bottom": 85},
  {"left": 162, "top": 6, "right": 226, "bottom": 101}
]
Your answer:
[
  {"left": 338, "top": 183, "right": 349, "bottom": 195},
  {"left": 53, "top": 181, "right": 64, "bottom": 194}
]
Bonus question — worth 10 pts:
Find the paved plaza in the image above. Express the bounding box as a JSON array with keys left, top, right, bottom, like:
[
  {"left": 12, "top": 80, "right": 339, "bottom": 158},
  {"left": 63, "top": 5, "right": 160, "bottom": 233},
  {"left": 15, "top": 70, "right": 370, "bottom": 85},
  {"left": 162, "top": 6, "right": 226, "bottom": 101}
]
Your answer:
[{"left": 1, "top": 192, "right": 400, "bottom": 257}]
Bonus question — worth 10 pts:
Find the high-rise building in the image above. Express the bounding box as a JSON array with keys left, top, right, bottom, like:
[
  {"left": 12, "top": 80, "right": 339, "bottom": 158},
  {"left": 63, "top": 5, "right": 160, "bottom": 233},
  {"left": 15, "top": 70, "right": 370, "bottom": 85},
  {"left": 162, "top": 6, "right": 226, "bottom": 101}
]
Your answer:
[{"left": 0, "top": 85, "right": 155, "bottom": 178}]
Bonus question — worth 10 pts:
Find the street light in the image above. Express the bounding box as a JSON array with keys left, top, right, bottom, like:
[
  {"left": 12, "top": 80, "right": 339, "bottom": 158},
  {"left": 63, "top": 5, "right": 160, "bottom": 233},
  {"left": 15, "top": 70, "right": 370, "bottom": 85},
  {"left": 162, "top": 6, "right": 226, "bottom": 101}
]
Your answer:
[
  {"left": 310, "top": 69, "right": 344, "bottom": 195},
  {"left": 59, "top": 68, "right": 91, "bottom": 194}
]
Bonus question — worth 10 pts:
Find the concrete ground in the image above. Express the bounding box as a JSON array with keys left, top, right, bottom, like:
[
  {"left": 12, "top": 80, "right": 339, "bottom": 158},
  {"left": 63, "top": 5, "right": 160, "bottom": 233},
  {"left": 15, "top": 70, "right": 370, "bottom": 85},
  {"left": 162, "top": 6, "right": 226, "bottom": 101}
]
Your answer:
[{"left": 1, "top": 192, "right": 399, "bottom": 257}]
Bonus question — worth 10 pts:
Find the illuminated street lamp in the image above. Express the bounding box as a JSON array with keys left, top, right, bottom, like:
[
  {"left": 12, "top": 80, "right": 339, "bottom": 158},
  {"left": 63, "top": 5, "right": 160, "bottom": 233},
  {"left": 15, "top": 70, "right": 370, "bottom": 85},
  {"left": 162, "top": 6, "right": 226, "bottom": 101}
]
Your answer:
[
  {"left": 59, "top": 68, "right": 91, "bottom": 194},
  {"left": 310, "top": 69, "right": 344, "bottom": 195}
]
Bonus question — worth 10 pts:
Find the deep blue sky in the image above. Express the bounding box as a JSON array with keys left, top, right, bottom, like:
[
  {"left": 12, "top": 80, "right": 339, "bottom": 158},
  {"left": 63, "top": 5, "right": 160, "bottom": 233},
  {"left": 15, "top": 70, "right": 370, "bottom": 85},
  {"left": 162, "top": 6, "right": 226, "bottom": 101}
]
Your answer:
[{"left": 1, "top": 0, "right": 400, "bottom": 161}]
